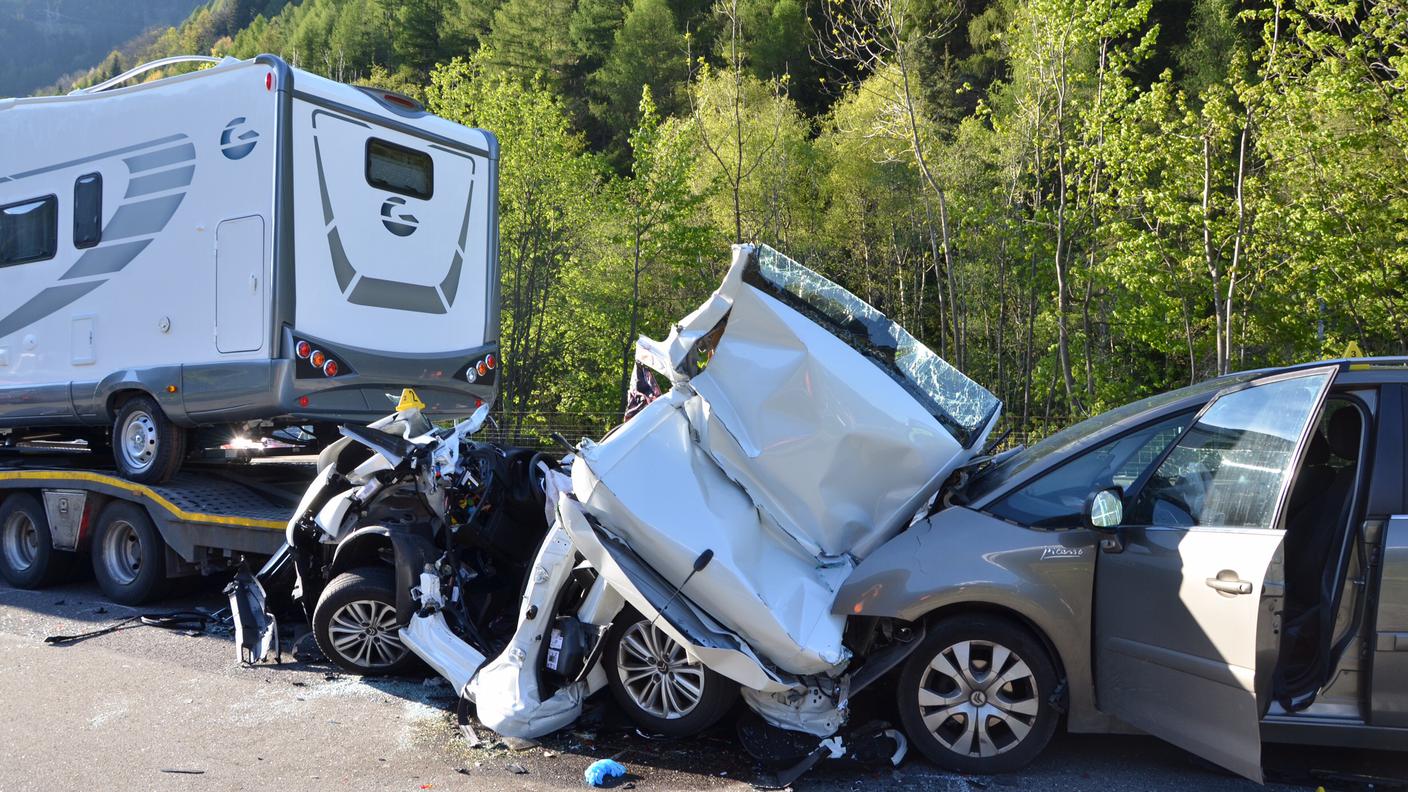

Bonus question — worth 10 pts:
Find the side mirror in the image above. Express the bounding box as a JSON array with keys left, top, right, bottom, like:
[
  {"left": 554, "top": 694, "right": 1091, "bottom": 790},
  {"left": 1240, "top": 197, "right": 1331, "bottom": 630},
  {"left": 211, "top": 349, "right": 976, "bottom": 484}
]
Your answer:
[{"left": 1084, "top": 487, "right": 1124, "bottom": 531}]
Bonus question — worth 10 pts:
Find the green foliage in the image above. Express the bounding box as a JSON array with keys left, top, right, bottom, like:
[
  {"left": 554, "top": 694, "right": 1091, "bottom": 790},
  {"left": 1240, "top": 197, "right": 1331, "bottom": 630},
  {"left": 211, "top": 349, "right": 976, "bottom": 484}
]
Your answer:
[
  {"left": 590, "top": 0, "right": 688, "bottom": 139},
  {"left": 37, "top": 0, "right": 1408, "bottom": 428}
]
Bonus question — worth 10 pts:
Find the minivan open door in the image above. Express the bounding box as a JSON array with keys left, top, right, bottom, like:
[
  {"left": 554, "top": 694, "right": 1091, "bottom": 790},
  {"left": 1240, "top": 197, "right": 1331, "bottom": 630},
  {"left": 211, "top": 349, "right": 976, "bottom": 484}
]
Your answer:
[{"left": 1093, "top": 367, "right": 1336, "bottom": 781}]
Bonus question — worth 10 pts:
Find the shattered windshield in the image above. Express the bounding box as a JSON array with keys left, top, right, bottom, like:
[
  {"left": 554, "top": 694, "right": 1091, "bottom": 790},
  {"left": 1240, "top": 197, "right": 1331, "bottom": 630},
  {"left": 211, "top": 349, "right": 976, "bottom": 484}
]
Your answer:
[{"left": 743, "top": 245, "right": 1000, "bottom": 448}]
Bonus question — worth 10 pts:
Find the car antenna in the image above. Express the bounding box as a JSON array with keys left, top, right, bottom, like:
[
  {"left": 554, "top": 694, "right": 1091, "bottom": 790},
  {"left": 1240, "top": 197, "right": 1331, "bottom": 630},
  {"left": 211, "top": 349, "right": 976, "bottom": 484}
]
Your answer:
[{"left": 651, "top": 549, "right": 714, "bottom": 627}]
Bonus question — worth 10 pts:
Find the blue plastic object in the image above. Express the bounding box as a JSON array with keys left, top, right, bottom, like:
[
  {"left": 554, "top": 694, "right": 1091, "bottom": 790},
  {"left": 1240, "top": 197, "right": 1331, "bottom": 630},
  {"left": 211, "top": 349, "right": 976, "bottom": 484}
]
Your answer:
[{"left": 583, "top": 758, "right": 628, "bottom": 787}]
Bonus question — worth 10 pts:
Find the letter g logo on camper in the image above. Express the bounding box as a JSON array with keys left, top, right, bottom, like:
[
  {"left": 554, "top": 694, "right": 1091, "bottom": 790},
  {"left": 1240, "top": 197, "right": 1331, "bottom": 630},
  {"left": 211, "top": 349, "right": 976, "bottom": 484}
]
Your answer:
[
  {"left": 380, "top": 196, "right": 420, "bottom": 237},
  {"left": 220, "top": 117, "right": 259, "bottom": 160}
]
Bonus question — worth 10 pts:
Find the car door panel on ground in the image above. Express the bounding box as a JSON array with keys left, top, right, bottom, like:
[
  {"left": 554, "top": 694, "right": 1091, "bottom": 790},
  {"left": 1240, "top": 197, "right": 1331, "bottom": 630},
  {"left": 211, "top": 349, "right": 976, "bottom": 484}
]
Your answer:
[{"left": 1094, "top": 368, "right": 1336, "bottom": 782}]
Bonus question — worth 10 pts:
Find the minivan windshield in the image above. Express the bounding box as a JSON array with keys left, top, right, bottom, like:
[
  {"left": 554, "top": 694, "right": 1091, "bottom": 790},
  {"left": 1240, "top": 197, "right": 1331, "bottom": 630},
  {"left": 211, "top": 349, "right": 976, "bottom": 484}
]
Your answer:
[
  {"left": 742, "top": 245, "right": 1000, "bottom": 448},
  {"left": 964, "top": 370, "right": 1260, "bottom": 503}
]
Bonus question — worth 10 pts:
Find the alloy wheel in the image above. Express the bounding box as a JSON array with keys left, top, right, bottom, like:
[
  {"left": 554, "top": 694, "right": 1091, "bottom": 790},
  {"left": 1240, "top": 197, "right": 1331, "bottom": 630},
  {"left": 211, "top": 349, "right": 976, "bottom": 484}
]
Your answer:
[
  {"left": 915, "top": 639, "right": 1041, "bottom": 758},
  {"left": 616, "top": 621, "right": 706, "bottom": 719},
  {"left": 326, "top": 600, "right": 408, "bottom": 669}
]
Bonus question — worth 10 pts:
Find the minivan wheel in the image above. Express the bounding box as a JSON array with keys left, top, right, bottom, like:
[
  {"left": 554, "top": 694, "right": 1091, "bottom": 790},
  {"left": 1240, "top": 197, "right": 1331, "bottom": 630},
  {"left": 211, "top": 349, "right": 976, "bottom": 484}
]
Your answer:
[
  {"left": 897, "top": 616, "right": 1060, "bottom": 774},
  {"left": 0, "top": 493, "right": 72, "bottom": 588},
  {"left": 112, "top": 395, "right": 186, "bottom": 483},
  {"left": 313, "top": 567, "right": 417, "bottom": 676},
  {"left": 605, "top": 611, "right": 738, "bottom": 737}
]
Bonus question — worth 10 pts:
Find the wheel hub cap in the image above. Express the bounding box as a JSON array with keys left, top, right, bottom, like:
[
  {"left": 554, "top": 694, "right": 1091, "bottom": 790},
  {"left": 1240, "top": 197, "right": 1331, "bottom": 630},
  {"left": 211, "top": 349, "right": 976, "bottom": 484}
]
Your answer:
[
  {"left": 99, "top": 520, "right": 143, "bottom": 586},
  {"left": 119, "top": 411, "right": 158, "bottom": 471},
  {"left": 1, "top": 512, "right": 38, "bottom": 572},
  {"left": 617, "top": 621, "right": 706, "bottom": 720},
  {"left": 915, "top": 638, "right": 1040, "bottom": 758},
  {"left": 327, "top": 600, "right": 407, "bottom": 670}
]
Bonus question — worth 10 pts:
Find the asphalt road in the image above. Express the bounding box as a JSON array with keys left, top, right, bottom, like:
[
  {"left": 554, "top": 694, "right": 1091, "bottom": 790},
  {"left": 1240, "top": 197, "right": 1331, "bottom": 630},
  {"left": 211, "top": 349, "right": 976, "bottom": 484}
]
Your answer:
[{"left": 1, "top": 576, "right": 1403, "bottom": 792}]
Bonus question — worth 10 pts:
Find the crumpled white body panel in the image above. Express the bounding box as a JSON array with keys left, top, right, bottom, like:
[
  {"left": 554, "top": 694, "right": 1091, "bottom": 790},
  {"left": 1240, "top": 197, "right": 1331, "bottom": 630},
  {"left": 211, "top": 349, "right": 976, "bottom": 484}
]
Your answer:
[
  {"left": 689, "top": 282, "right": 969, "bottom": 559},
  {"left": 574, "top": 245, "right": 997, "bottom": 681},
  {"left": 576, "top": 395, "right": 852, "bottom": 676},
  {"left": 467, "top": 524, "right": 599, "bottom": 738}
]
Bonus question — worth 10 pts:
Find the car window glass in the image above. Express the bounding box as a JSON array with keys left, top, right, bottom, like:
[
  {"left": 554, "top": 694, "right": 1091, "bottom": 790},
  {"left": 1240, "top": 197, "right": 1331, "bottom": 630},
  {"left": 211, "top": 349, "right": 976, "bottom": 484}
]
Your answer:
[
  {"left": 964, "top": 371, "right": 1258, "bottom": 503},
  {"left": 988, "top": 412, "right": 1190, "bottom": 528},
  {"left": 1129, "top": 373, "right": 1330, "bottom": 529}
]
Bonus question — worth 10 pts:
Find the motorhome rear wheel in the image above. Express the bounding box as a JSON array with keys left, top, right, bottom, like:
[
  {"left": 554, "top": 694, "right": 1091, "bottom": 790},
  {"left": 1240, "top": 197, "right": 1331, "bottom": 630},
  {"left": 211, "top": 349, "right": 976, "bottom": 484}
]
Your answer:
[{"left": 111, "top": 395, "right": 187, "bottom": 483}]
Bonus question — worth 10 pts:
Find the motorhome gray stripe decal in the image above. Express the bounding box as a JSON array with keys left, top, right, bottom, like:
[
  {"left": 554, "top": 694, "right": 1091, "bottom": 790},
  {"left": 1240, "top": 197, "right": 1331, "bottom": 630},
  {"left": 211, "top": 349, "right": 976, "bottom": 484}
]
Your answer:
[
  {"left": 311, "top": 108, "right": 370, "bottom": 130},
  {"left": 441, "top": 253, "right": 463, "bottom": 306},
  {"left": 312, "top": 136, "right": 336, "bottom": 225},
  {"left": 327, "top": 227, "right": 356, "bottom": 291},
  {"left": 125, "top": 165, "right": 195, "bottom": 198},
  {"left": 296, "top": 90, "right": 491, "bottom": 158},
  {"left": 348, "top": 277, "right": 446, "bottom": 314},
  {"left": 3, "top": 134, "right": 187, "bottom": 181},
  {"left": 59, "top": 239, "right": 152, "bottom": 280},
  {"left": 123, "top": 143, "right": 196, "bottom": 173},
  {"left": 310, "top": 110, "right": 476, "bottom": 315},
  {"left": 0, "top": 282, "right": 103, "bottom": 339},
  {"left": 102, "top": 193, "right": 185, "bottom": 240}
]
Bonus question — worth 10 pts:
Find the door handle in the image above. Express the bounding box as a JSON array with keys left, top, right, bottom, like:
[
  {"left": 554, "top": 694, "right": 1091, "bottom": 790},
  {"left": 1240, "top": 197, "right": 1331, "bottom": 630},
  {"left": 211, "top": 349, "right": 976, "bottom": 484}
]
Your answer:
[{"left": 1206, "top": 573, "right": 1253, "bottom": 596}]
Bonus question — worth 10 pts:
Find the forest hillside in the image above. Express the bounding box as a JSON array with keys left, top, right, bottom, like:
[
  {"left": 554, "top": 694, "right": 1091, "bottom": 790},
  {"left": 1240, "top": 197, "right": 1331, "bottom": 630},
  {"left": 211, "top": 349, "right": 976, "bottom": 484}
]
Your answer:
[{"left": 48, "top": 0, "right": 1408, "bottom": 437}]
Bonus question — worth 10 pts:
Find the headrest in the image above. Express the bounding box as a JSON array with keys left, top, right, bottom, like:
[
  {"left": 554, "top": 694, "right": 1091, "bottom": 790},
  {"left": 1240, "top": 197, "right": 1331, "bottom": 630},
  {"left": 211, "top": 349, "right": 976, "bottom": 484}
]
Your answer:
[{"left": 1325, "top": 406, "right": 1362, "bottom": 460}]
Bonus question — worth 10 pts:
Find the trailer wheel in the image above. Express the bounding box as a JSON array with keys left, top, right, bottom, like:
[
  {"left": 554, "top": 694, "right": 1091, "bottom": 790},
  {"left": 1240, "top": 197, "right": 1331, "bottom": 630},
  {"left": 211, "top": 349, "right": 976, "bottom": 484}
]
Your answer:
[
  {"left": 112, "top": 395, "right": 186, "bottom": 483},
  {"left": 0, "top": 493, "right": 73, "bottom": 588},
  {"left": 91, "top": 501, "right": 169, "bottom": 605},
  {"left": 313, "top": 567, "right": 418, "bottom": 676}
]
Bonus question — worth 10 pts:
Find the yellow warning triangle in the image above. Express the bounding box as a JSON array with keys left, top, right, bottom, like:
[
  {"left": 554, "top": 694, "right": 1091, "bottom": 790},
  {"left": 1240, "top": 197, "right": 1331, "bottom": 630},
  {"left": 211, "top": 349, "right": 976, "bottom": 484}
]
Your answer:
[
  {"left": 1342, "top": 340, "right": 1364, "bottom": 359},
  {"left": 397, "top": 388, "right": 426, "bottom": 412}
]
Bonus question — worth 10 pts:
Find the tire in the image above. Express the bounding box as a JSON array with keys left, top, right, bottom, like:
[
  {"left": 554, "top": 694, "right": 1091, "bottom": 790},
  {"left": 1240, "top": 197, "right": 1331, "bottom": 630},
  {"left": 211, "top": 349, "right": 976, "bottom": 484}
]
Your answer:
[
  {"left": 0, "top": 493, "right": 73, "bottom": 588},
  {"left": 897, "top": 615, "right": 1061, "bottom": 775},
  {"left": 90, "top": 501, "right": 170, "bottom": 605},
  {"left": 604, "top": 610, "right": 738, "bottom": 737},
  {"left": 313, "top": 567, "right": 419, "bottom": 676},
  {"left": 112, "top": 395, "right": 186, "bottom": 483}
]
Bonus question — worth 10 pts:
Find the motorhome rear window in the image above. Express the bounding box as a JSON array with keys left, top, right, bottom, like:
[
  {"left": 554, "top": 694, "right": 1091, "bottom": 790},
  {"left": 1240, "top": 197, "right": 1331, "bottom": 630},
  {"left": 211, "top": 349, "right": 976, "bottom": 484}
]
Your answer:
[
  {"left": 0, "top": 195, "right": 58, "bottom": 266},
  {"left": 73, "top": 173, "right": 102, "bottom": 249},
  {"left": 366, "top": 138, "right": 433, "bottom": 199}
]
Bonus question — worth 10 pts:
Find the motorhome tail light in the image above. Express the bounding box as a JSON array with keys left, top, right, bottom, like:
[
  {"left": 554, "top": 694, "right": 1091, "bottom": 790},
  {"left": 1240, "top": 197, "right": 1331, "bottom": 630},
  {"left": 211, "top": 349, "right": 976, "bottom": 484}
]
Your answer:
[
  {"left": 322, "top": 359, "right": 339, "bottom": 378},
  {"left": 465, "top": 368, "right": 477, "bottom": 384},
  {"left": 476, "top": 360, "right": 488, "bottom": 377},
  {"left": 485, "top": 353, "right": 496, "bottom": 370},
  {"left": 265, "top": 72, "right": 273, "bottom": 91},
  {"left": 297, "top": 396, "right": 310, "bottom": 408},
  {"left": 309, "top": 350, "right": 326, "bottom": 368},
  {"left": 295, "top": 340, "right": 312, "bottom": 359}
]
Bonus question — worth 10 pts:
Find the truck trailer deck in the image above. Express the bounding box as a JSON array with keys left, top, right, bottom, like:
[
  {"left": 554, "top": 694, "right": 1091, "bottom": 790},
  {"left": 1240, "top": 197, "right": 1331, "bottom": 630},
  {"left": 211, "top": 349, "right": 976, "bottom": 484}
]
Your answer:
[{"left": 0, "top": 452, "right": 308, "bottom": 603}]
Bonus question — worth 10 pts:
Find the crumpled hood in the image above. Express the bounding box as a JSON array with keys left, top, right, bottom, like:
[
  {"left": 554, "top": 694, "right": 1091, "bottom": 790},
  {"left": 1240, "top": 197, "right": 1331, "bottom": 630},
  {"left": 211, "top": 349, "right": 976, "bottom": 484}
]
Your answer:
[{"left": 574, "top": 244, "right": 1000, "bottom": 677}]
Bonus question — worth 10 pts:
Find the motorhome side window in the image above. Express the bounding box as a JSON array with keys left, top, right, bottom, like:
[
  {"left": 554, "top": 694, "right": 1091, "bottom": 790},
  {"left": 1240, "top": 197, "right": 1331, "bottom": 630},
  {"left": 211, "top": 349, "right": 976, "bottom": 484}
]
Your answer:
[
  {"left": 0, "top": 195, "right": 59, "bottom": 266},
  {"left": 366, "top": 138, "right": 433, "bottom": 199},
  {"left": 73, "top": 173, "right": 102, "bottom": 249}
]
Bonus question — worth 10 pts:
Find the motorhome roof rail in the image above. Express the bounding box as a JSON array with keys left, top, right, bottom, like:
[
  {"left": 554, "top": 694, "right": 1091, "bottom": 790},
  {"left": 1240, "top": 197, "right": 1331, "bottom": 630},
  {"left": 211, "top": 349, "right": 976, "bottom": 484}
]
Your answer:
[{"left": 69, "top": 55, "right": 229, "bottom": 96}]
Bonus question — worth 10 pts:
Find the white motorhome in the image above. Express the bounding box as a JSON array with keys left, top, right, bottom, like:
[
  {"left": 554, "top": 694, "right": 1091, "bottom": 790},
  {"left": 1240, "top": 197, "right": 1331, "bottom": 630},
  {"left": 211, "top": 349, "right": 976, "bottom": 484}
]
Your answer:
[{"left": 0, "top": 55, "right": 500, "bottom": 482}]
